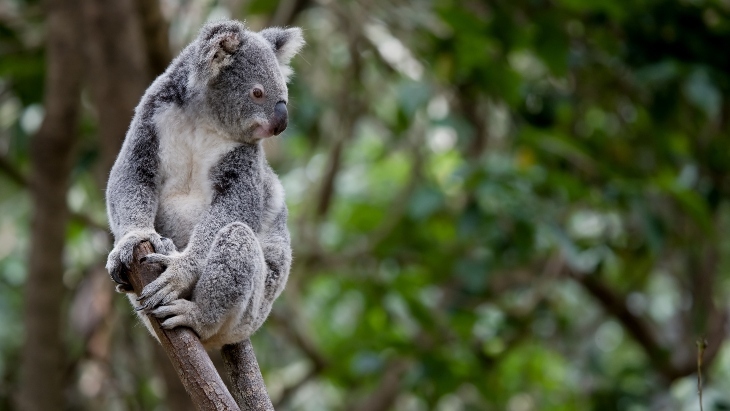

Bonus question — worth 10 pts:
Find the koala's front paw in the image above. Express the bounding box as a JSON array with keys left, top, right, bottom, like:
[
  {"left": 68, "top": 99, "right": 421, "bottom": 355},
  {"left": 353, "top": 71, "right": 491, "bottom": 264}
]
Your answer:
[
  {"left": 136, "top": 252, "right": 198, "bottom": 311},
  {"left": 106, "top": 230, "right": 177, "bottom": 286},
  {"left": 150, "top": 299, "right": 214, "bottom": 340}
]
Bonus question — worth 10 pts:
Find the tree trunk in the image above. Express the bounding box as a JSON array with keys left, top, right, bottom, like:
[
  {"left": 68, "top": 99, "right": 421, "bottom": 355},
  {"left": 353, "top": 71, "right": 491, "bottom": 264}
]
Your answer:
[
  {"left": 16, "top": 0, "right": 84, "bottom": 409},
  {"left": 82, "top": 0, "right": 151, "bottom": 186},
  {"left": 134, "top": 0, "right": 173, "bottom": 76}
]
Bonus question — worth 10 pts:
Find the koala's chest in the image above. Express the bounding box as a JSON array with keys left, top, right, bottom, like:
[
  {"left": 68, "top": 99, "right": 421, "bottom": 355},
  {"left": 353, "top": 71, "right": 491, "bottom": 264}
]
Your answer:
[{"left": 155, "top": 110, "right": 239, "bottom": 245}]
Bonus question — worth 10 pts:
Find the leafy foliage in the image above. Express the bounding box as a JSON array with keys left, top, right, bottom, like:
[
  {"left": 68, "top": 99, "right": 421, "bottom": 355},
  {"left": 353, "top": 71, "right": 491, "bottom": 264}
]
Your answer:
[{"left": 2, "top": 0, "right": 730, "bottom": 410}]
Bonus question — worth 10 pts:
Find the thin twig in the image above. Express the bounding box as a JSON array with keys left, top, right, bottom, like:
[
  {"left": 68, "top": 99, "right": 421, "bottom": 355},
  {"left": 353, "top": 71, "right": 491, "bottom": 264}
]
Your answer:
[{"left": 697, "top": 338, "right": 707, "bottom": 411}]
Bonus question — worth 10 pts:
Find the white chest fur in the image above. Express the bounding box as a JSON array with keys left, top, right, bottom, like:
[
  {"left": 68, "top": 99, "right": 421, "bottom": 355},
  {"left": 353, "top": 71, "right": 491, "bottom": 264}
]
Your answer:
[{"left": 154, "top": 106, "right": 240, "bottom": 248}]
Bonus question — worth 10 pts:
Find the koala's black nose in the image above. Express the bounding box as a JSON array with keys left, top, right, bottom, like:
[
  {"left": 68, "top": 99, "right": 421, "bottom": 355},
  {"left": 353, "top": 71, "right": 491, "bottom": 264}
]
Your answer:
[{"left": 272, "top": 101, "right": 288, "bottom": 135}]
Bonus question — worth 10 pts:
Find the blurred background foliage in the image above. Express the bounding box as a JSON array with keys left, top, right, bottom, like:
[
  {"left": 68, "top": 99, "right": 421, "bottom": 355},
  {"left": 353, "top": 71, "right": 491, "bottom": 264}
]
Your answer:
[{"left": 1, "top": 0, "right": 730, "bottom": 410}]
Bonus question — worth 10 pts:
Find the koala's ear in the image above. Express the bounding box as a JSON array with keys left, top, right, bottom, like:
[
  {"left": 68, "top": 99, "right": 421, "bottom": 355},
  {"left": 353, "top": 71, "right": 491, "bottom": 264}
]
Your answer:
[
  {"left": 197, "top": 20, "right": 246, "bottom": 78},
  {"left": 259, "top": 27, "right": 305, "bottom": 80}
]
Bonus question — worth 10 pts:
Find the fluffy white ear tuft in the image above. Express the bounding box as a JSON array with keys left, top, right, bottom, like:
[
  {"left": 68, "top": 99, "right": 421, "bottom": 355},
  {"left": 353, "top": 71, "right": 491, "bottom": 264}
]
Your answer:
[
  {"left": 196, "top": 20, "right": 246, "bottom": 79},
  {"left": 259, "top": 27, "right": 305, "bottom": 81}
]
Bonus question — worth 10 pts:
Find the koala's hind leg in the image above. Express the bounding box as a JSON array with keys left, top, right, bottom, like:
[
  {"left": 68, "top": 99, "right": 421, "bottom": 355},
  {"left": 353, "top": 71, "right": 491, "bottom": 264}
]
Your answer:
[{"left": 151, "top": 222, "right": 266, "bottom": 344}]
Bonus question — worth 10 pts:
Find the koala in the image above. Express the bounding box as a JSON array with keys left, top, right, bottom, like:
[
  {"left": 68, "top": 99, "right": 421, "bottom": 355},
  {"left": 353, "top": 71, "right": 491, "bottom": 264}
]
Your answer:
[{"left": 105, "top": 20, "right": 303, "bottom": 349}]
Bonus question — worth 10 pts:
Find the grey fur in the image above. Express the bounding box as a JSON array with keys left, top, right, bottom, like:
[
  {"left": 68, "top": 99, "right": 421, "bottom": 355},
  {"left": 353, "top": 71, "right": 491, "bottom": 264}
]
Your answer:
[{"left": 105, "top": 20, "right": 303, "bottom": 348}]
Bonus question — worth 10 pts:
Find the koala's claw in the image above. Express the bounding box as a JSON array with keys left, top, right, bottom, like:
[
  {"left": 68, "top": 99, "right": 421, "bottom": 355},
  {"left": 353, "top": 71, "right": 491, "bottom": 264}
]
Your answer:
[
  {"left": 152, "top": 299, "right": 208, "bottom": 339},
  {"left": 151, "top": 299, "right": 193, "bottom": 319},
  {"left": 137, "top": 285, "right": 178, "bottom": 311},
  {"left": 116, "top": 283, "right": 134, "bottom": 294},
  {"left": 136, "top": 253, "right": 197, "bottom": 311},
  {"left": 106, "top": 259, "right": 127, "bottom": 286},
  {"left": 140, "top": 253, "right": 174, "bottom": 267}
]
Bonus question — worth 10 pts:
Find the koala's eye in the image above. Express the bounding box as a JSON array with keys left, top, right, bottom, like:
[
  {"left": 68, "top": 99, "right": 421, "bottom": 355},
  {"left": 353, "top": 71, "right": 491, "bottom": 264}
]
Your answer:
[{"left": 251, "top": 87, "right": 264, "bottom": 99}]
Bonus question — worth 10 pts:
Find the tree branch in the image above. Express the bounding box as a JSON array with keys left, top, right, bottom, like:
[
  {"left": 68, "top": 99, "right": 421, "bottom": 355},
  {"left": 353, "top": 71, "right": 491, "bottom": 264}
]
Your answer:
[
  {"left": 313, "top": 8, "right": 366, "bottom": 221},
  {"left": 126, "top": 241, "right": 241, "bottom": 411},
  {"left": 315, "top": 136, "right": 345, "bottom": 219},
  {"left": 272, "top": 366, "right": 318, "bottom": 409},
  {"left": 351, "top": 360, "right": 409, "bottom": 411},
  {"left": 270, "top": 310, "right": 329, "bottom": 371},
  {"left": 221, "top": 341, "right": 274, "bottom": 411},
  {"left": 0, "top": 154, "right": 28, "bottom": 186},
  {"left": 269, "top": 308, "right": 329, "bottom": 408},
  {"left": 569, "top": 269, "right": 689, "bottom": 381}
]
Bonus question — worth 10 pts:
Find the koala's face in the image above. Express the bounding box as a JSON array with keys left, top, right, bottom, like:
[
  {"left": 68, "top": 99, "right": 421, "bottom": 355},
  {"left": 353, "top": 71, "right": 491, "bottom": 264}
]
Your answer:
[{"left": 193, "top": 21, "right": 304, "bottom": 142}]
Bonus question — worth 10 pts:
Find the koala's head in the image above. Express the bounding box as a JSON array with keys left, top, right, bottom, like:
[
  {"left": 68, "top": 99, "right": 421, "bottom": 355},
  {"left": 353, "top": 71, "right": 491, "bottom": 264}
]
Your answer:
[{"left": 191, "top": 20, "right": 304, "bottom": 142}]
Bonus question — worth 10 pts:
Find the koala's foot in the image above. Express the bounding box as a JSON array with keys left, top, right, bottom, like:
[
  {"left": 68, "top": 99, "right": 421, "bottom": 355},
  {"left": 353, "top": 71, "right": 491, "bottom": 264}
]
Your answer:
[
  {"left": 106, "top": 230, "right": 177, "bottom": 286},
  {"left": 150, "top": 299, "right": 214, "bottom": 340},
  {"left": 136, "top": 252, "right": 198, "bottom": 311}
]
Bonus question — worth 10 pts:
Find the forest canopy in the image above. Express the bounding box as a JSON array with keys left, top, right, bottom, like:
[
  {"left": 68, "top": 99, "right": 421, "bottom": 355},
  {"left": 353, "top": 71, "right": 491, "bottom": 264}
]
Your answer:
[{"left": 1, "top": 0, "right": 730, "bottom": 410}]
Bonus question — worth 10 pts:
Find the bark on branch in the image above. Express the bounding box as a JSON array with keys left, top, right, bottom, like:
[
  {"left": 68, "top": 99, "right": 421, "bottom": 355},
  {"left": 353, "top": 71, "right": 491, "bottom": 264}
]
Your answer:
[
  {"left": 126, "top": 242, "right": 244, "bottom": 410},
  {"left": 221, "top": 342, "right": 275, "bottom": 411}
]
